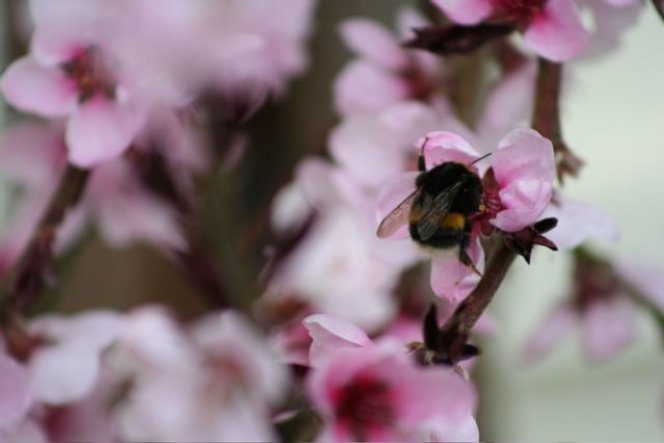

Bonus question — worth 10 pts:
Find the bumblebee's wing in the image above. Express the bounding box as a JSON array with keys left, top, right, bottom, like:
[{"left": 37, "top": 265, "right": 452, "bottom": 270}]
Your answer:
[
  {"left": 376, "top": 189, "right": 419, "bottom": 238},
  {"left": 416, "top": 182, "right": 463, "bottom": 241}
]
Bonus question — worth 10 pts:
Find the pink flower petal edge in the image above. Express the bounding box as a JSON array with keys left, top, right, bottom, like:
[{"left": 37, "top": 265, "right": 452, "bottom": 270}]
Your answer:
[
  {"left": 430, "top": 0, "right": 493, "bottom": 25},
  {"left": 524, "top": 0, "right": 590, "bottom": 62}
]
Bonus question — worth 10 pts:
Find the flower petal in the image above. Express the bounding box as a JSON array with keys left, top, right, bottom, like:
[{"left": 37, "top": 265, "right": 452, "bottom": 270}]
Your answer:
[
  {"left": 66, "top": 97, "right": 144, "bottom": 167},
  {"left": 430, "top": 0, "right": 493, "bottom": 25},
  {"left": 30, "top": 341, "right": 100, "bottom": 404},
  {"left": 1, "top": 57, "right": 77, "bottom": 117},
  {"left": 582, "top": 297, "right": 637, "bottom": 363},
  {"left": 615, "top": 259, "right": 664, "bottom": 313},
  {"left": 522, "top": 303, "right": 576, "bottom": 363},
  {"left": 543, "top": 195, "right": 620, "bottom": 250},
  {"left": 430, "top": 239, "right": 483, "bottom": 303},
  {"left": 303, "top": 314, "right": 372, "bottom": 367},
  {"left": 339, "top": 19, "right": 409, "bottom": 70},
  {"left": 334, "top": 60, "right": 409, "bottom": 115},
  {"left": 524, "top": 0, "right": 589, "bottom": 61},
  {"left": 423, "top": 131, "right": 480, "bottom": 170},
  {"left": 491, "top": 129, "right": 555, "bottom": 231},
  {"left": 0, "top": 355, "right": 32, "bottom": 428}
]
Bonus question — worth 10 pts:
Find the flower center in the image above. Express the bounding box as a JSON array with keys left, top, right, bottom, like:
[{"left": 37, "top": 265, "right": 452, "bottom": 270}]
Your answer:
[
  {"left": 492, "top": 0, "right": 547, "bottom": 23},
  {"left": 334, "top": 374, "right": 394, "bottom": 440},
  {"left": 61, "top": 47, "right": 116, "bottom": 103}
]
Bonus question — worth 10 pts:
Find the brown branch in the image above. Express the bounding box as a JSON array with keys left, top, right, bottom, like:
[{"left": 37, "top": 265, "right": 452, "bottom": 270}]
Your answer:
[
  {"left": 651, "top": 0, "right": 664, "bottom": 22},
  {"left": 531, "top": 58, "right": 583, "bottom": 182},
  {"left": 404, "top": 23, "right": 515, "bottom": 55},
  {"left": 0, "top": 165, "right": 89, "bottom": 319},
  {"left": 428, "top": 239, "right": 516, "bottom": 364},
  {"left": 130, "top": 148, "right": 234, "bottom": 309},
  {"left": 443, "top": 243, "right": 515, "bottom": 338}
]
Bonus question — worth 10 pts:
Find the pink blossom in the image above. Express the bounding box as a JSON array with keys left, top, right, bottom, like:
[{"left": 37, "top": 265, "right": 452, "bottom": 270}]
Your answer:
[
  {"left": 0, "top": 38, "right": 146, "bottom": 167},
  {"left": 430, "top": 242, "right": 484, "bottom": 304},
  {"left": 523, "top": 254, "right": 664, "bottom": 364},
  {"left": 431, "top": 0, "right": 589, "bottom": 61},
  {"left": 0, "top": 122, "right": 188, "bottom": 257},
  {"left": 303, "top": 314, "right": 372, "bottom": 367},
  {"left": 329, "top": 101, "right": 471, "bottom": 190},
  {"left": 0, "top": 418, "right": 48, "bottom": 443},
  {"left": 576, "top": 0, "right": 643, "bottom": 59},
  {"left": 489, "top": 128, "right": 556, "bottom": 232},
  {"left": 45, "top": 372, "right": 119, "bottom": 443},
  {"left": 307, "top": 344, "right": 478, "bottom": 442},
  {"left": 543, "top": 194, "right": 620, "bottom": 250},
  {"left": 268, "top": 160, "right": 416, "bottom": 332},
  {"left": 111, "top": 308, "right": 288, "bottom": 442},
  {"left": 26, "top": 311, "right": 123, "bottom": 405},
  {"left": 376, "top": 128, "right": 555, "bottom": 301},
  {"left": 334, "top": 9, "right": 443, "bottom": 115},
  {"left": 0, "top": 354, "right": 32, "bottom": 429},
  {"left": 85, "top": 159, "right": 186, "bottom": 251}
]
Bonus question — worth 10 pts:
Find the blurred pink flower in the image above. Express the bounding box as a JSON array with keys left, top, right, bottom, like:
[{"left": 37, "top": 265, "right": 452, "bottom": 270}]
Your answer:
[
  {"left": 0, "top": 121, "right": 188, "bottom": 258},
  {"left": 0, "top": 354, "right": 32, "bottom": 430},
  {"left": 334, "top": 9, "right": 444, "bottom": 115},
  {"left": 577, "top": 0, "right": 643, "bottom": 59},
  {"left": 0, "top": 123, "right": 85, "bottom": 276},
  {"left": 0, "top": 39, "right": 146, "bottom": 167},
  {"left": 431, "top": 0, "right": 589, "bottom": 61},
  {"left": 268, "top": 159, "right": 415, "bottom": 332},
  {"left": 524, "top": 254, "right": 664, "bottom": 364},
  {"left": 543, "top": 194, "right": 620, "bottom": 250},
  {"left": 85, "top": 158, "right": 185, "bottom": 251},
  {"left": 26, "top": 311, "right": 122, "bottom": 405},
  {"left": 111, "top": 308, "right": 289, "bottom": 442},
  {"left": 330, "top": 101, "right": 470, "bottom": 190},
  {"left": 307, "top": 343, "right": 478, "bottom": 442}
]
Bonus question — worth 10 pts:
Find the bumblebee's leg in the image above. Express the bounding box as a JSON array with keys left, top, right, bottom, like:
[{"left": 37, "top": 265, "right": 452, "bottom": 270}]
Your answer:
[{"left": 459, "top": 225, "right": 482, "bottom": 277}]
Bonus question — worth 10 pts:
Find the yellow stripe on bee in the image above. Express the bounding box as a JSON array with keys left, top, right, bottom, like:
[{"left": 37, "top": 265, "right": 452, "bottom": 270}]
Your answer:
[{"left": 441, "top": 212, "right": 465, "bottom": 230}]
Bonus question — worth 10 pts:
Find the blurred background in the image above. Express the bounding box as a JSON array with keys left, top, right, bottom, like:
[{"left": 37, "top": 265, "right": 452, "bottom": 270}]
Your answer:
[{"left": 1, "top": 0, "right": 663, "bottom": 440}]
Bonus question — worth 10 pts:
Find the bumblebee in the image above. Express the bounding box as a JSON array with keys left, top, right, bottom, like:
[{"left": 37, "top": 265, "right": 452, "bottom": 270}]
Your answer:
[{"left": 377, "top": 143, "right": 487, "bottom": 273}]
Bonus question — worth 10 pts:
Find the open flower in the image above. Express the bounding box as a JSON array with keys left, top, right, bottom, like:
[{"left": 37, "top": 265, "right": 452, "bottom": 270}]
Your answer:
[
  {"left": 334, "top": 8, "right": 443, "bottom": 115},
  {"left": 26, "top": 310, "right": 123, "bottom": 405},
  {"left": 307, "top": 343, "right": 478, "bottom": 442},
  {"left": 111, "top": 307, "right": 289, "bottom": 442},
  {"left": 376, "top": 128, "right": 555, "bottom": 302},
  {"left": 523, "top": 250, "right": 664, "bottom": 363},
  {"left": 431, "top": 0, "right": 589, "bottom": 61},
  {"left": 0, "top": 36, "right": 146, "bottom": 167}
]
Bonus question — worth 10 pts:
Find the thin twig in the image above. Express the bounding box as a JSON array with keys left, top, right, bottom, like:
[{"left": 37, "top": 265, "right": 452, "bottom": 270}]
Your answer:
[
  {"left": 650, "top": 0, "right": 664, "bottom": 22},
  {"left": 430, "top": 57, "right": 569, "bottom": 363},
  {"left": 441, "top": 242, "right": 515, "bottom": 338},
  {"left": 531, "top": 58, "right": 583, "bottom": 182},
  {"left": 0, "top": 165, "right": 89, "bottom": 319}
]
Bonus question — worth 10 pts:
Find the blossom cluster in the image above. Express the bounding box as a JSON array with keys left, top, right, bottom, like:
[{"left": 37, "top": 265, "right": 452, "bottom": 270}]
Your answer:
[
  {"left": 0, "top": 0, "right": 315, "bottom": 274},
  {"left": 0, "top": 0, "right": 663, "bottom": 441}
]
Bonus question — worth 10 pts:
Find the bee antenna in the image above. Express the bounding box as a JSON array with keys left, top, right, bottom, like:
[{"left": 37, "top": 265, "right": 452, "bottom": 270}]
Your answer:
[
  {"left": 469, "top": 152, "right": 492, "bottom": 166},
  {"left": 419, "top": 136, "right": 430, "bottom": 156}
]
